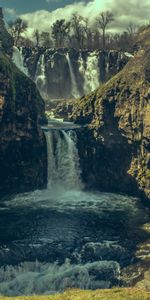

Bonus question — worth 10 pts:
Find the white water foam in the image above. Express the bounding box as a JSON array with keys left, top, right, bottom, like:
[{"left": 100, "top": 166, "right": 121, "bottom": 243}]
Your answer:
[
  {"left": 66, "top": 53, "right": 80, "bottom": 98},
  {"left": 79, "top": 51, "right": 100, "bottom": 94},
  {"left": 0, "top": 259, "right": 120, "bottom": 296},
  {"left": 35, "top": 53, "right": 47, "bottom": 97},
  {"left": 45, "top": 129, "right": 83, "bottom": 190},
  {"left": 12, "top": 46, "right": 28, "bottom": 76}
]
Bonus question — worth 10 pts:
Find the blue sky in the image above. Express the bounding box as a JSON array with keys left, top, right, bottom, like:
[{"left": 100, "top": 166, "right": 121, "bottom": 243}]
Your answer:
[{"left": 0, "top": 0, "right": 85, "bottom": 17}]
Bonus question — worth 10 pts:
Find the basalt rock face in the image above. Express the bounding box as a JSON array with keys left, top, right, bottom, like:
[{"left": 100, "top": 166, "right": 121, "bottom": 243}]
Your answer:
[
  {"left": 71, "top": 27, "right": 150, "bottom": 200},
  {"left": 0, "top": 8, "right": 13, "bottom": 55},
  {"left": 0, "top": 52, "right": 47, "bottom": 196},
  {"left": 21, "top": 47, "right": 129, "bottom": 100}
]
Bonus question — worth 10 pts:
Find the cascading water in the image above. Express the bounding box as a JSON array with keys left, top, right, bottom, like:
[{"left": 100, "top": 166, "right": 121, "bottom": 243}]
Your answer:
[
  {"left": 45, "top": 129, "right": 82, "bottom": 190},
  {"left": 78, "top": 52, "right": 85, "bottom": 78},
  {"left": 12, "top": 46, "right": 28, "bottom": 76},
  {"left": 66, "top": 53, "right": 80, "bottom": 98},
  {"left": 2, "top": 45, "right": 144, "bottom": 296},
  {"left": 0, "top": 120, "right": 147, "bottom": 296},
  {"left": 14, "top": 47, "right": 130, "bottom": 99},
  {"left": 84, "top": 52, "right": 100, "bottom": 94},
  {"left": 35, "top": 53, "right": 47, "bottom": 97}
]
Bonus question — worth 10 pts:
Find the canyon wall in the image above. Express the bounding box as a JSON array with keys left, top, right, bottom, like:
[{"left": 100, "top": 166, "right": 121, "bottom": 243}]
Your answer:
[
  {"left": 71, "top": 27, "right": 150, "bottom": 200},
  {"left": 0, "top": 12, "right": 47, "bottom": 196},
  {"left": 0, "top": 8, "right": 13, "bottom": 55}
]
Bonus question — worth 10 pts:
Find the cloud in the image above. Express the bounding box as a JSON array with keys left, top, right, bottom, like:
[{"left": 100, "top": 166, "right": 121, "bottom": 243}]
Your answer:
[
  {"left": 4, "top": 7, "right": 18, "bottom": 19},
  {"left": 108, "top": 0, "right": 150, "bottom": 31},
  {"left": 46, "top": 0, "right": 64, "bottom": 2},
  {"left": 20, "top": 0, "right": 150, "bottom": 38}
]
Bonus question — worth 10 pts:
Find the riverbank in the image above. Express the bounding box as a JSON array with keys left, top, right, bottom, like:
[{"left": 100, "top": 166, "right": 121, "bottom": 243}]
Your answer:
[{"left": 0, "top": 289, "right": 150, "bottom": 300}]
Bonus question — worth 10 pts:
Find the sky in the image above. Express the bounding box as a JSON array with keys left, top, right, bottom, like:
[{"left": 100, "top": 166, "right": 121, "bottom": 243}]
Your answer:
[{"left": 0, "top": 0, "right": 150, "bottom": 37}]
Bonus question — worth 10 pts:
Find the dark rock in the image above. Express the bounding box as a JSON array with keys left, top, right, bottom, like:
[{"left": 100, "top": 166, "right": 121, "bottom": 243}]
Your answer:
[
  {"left": 0, "top": 8, "right": 13, "bottom": 55},
  {"left": 71, "top": 27, "right": 150, "bottom": 200},
  {"left": 0, "top": 51, "right": 47, "bottom": 196}
]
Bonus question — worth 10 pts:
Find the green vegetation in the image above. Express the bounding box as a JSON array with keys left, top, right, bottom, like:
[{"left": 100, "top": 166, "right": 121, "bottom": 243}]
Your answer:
[{"left": 0, "top": 289, "right": 150, "bottom": 300}]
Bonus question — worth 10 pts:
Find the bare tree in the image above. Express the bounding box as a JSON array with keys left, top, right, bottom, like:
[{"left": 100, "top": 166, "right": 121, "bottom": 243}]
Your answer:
[
  {"left": 51, "top": 19, "right": 70, "bottom": 48},
  {"left": 83, "top": 18, "right": 94, "bottom": 49},
  {"left": 126, "top": 22, "right": 138, "bottom": 36},
  {"left": 40, "top": 32, "right": 53, "bottom": 48},
  {"left": 96, "top": 11, "right": 114, "bottom": 49},
  {"left": 8, "top": 18, "right": 28, "bottom": 46},
  {"left": 33, "top": 29, "right": 40, "bottom": 47},
  {"left": 71, "top": 14, "right": 86, "bottom": 48}
]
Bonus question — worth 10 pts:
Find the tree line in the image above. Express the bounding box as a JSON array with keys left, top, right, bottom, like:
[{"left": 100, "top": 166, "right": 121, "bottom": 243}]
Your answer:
[{"left": 8, "top": 11, "right": 147, "bottom": 52}]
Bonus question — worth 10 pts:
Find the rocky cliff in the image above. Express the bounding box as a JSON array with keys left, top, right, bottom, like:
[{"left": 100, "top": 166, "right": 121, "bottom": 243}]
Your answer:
[
  {"left": 0, "top": 13, "right": 47, "bottom": 196},
  {"left": 0, "top": 8, "right": 13, "bottom": 55},
  {"left": 71, "top": 27, "right": 150, "bottom": 200}
]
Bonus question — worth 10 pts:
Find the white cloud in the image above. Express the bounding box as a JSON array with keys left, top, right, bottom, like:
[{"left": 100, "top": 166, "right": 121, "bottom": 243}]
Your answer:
[
  {"left": 4, "top": 7, "right": 17, "bottom": 18},
  {"left": 20, "top": 0, "right": 150, "bottom": 38}
]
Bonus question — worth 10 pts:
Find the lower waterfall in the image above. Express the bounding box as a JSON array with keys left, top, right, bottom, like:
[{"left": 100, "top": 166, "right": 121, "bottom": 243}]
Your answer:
[
  {"left": 12, "top": 46, "right": 28, "bottom": 76},
  {"left": 45, "top": 129, "right": 82, "bottom": 190},
  {"left": 0, "top": 124, "right": 147, "bottom": 296}
]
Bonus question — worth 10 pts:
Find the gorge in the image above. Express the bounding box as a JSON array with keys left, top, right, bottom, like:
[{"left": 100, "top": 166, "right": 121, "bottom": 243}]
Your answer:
[
  {"left": 0, "top": 7, "right": 150, "bottom": 297},
  {"left": 0, "top": 120, "right": 149, "bottom": 295}
]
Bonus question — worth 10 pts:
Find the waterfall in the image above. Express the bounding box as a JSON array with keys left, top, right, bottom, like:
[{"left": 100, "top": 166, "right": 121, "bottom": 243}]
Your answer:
[
  {"left": 78, "top": 52, "right": 86, "bottom": 89},
  {"left": 45, "top": 129, "right": 82, "bottom": 190},
  {"left": 78, "top": 52, "right": 85, "bottom": 77},
  {"left": 35, "top": 54, "right": 47, "bottom": 97},
  {"left": 83, "top": 52, "right": 100, "bottom": 94},
  {"left": 12, "top": 46, "right": 28, "bottom": 76},
  {"left": 66, "top": 53, "right": 80, "bottom": 99}
]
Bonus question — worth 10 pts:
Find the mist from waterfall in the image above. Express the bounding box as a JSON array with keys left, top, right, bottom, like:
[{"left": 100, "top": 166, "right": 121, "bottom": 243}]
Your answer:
[
  {"left": 12, "top": 46, "right": 28, "bottom": 76},
  {"left": 66, "top": 53, "right": 80, "bottom": 98},
  {"left": 45, "top": 129, "right": 82, "bottom": 190}
]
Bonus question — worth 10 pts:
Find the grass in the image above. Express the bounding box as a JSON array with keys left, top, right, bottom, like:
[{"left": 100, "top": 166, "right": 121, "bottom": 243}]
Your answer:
[{"left": 0, "top": 289, "right": 150, "bottom": 300}]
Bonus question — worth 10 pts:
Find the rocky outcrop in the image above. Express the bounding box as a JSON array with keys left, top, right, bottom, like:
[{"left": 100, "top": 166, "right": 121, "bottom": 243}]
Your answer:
[
  {"left": 0, "top": 8, "right": 13, "bottom": 55},
  {"left": 0, "top": 51, "right": 47, "bottom": 196},
  {"left": 71, "top": 27, "right": 150, "bottom": 200},
  {"left": 0, "top": 8, "right": 48, "bottom": 196},
  {"left": 0, "top": 52, "right": 47, "bottom": 195}
]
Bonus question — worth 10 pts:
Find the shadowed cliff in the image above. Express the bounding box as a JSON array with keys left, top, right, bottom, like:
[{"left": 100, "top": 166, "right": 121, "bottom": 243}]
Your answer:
[{"left": 0, "top": 12, "right": 47, "bottom": 196}]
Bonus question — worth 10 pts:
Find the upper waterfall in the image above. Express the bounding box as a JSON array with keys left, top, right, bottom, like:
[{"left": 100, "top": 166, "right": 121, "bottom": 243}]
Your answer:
[
  {"left": 13, "top": 47, "right": 130, "bottom": 100},
  {"left": 81, "top": 51, "right": 100, "bottom": 94},
  {"left": 45, "top": 128, "right": 82, "bottom": 190},
  {"left": 66, "top": 53, "right": 80, "bottom": 99},
  {"left": 12, "top": 46, "right": 28, "bottom": 76},
  {"left": 35, "top": 53, "right": 47, "bottom": 98}
]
